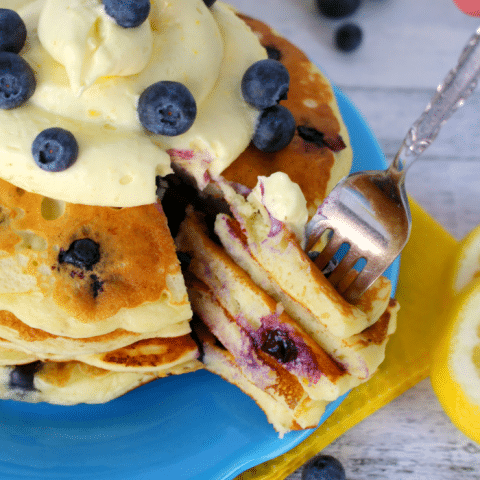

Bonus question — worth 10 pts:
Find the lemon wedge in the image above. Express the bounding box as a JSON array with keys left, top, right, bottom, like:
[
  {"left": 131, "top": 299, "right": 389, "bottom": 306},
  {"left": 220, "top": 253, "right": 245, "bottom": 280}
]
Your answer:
[
  {"left": 430, "top": 278, "right": 480, "bottom": 444},
  {"left": 450, "top": 223, "right": 480, "bottom": 297}
]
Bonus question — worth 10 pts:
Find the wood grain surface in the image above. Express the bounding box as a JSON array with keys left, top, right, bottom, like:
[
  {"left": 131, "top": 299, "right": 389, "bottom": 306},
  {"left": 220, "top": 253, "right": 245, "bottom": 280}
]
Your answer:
[{"left": 228, "top": 0, "right": 480, "bottom": 478}]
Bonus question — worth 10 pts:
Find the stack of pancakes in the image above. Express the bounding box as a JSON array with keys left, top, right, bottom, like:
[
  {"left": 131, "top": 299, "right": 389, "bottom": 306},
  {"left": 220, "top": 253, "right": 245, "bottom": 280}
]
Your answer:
[
  {"left": 0, "top": 178, "right": 202, "bottom": 403},
  {"left": 0, "top": 4, "right": 399, "bottom": 435}
]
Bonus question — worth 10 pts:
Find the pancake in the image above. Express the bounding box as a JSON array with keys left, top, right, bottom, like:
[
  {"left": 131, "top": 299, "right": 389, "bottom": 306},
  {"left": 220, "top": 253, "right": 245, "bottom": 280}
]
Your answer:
[
  {"left": 219, "top": 15, "right": 353, "bottom": 217},
  {"left": 0, "top": 360, "right": 196, "bottom": 405},
  {"left": 76, "top": 335, "right": 202, "bottom": 373},
  {"left": 0, "top": 310, "right": 191, "bottom": 358},
  {"left": 0, "top": 178, "right": 192, "bottom": 338},
  {"left": 0, "top": 340, "right": 38, "bottom": 366},
  {"left": 193, "top": 320, "right": 328, "bottom": 437},
  {"left": 0, "top": 326, "right": 202, "bottom": 371}
]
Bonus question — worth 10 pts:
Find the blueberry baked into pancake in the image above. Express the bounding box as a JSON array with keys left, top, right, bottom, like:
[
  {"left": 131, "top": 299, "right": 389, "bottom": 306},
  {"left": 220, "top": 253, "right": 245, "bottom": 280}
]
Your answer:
[{"left": 0, "top": 0, "right": 398, "bottom": 434}]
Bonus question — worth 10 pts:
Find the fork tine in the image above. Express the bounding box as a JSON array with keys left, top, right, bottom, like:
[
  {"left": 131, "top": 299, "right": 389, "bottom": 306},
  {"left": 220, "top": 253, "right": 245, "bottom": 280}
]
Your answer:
[
  {"left": 305, "top": 220, "right": 330, "bottom": 252},
  {"left": 341, "top": 262, "right": 385, "bottom": 303},
  {"left": 312, "top": 231, "right": 345, "bottom": 271},
  {"left": 327, "top": 248, "right": 362, "bottom": 287}
]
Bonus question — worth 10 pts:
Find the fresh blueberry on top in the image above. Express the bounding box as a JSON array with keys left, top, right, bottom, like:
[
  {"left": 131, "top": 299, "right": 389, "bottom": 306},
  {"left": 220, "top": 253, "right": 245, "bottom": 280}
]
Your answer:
[
  {"left": 32, "top": 127, "right": 79, "bottom": 172},
  {"left": 241, "top": 59, "right": 290, "bottom": 109},
  {"left": 316, "top": 0, "right": 361, "bottom": 18},
  {"left": 0, "top": 9, "right": 27, "bottom": 54},
  {"left": 252, "top": 104, "right": 296, "bottom": 153},
  {"left": 335, "top": 23, "right": 363, "bottom": 52},
  {"left": 59, "top": 238, "right": 101, "bottom": 271},
  {"left": 0, "top": 51, "right": 35, "bottom": 109},
  {"left": 102, "top": 0, "right": 150, "bottom": 28},
  {"left": 302, "top": 454, "right": 346, "bottom": 480},
  {"left": 138, "top": 81, "right": 197, "bottom": 136},
  {"left": 203, "top": 0, "right": 217, "bottom": 7},
  {"left": 260, "top": 329, "right": 298, "bottom": 363}
]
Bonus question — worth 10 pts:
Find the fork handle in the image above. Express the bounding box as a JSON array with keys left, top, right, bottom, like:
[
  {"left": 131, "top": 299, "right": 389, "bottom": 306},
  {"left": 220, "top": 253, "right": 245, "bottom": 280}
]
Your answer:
[{"left": 390, "top": 25, "right": 480, "bottom": 176}]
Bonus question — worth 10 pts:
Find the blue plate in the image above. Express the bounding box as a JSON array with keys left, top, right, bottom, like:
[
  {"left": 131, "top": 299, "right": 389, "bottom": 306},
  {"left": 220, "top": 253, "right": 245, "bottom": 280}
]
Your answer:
[{"left": 0, "top": 87, "right": 399, "bottom": 480}]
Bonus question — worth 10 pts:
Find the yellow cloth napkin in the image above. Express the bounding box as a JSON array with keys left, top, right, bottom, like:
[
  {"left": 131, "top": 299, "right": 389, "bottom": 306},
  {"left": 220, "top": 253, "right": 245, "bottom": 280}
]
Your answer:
[{"left": 237, "top": 199, "right": 458, "bottom": 480}]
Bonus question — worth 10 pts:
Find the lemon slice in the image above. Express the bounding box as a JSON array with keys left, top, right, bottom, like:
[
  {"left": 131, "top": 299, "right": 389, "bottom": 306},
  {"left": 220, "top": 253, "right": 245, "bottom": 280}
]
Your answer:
[
  {"left": 430, "top": 278, "right": 480, "bottom": 444},
  {"left": 450, "top": 223, "right": 480, "bottom": 297}
]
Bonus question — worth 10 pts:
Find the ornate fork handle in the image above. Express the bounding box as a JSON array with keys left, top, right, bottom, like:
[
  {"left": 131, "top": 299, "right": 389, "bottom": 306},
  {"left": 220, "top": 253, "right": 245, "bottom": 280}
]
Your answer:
[{"left": 391, "top": 25, "right": 480, "bottom": 177}]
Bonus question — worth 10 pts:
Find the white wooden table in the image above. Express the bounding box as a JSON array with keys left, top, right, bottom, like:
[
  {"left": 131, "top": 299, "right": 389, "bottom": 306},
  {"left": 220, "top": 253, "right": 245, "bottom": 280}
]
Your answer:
[{"left": 228, "top": 0, "right": 480, "bottom": 477}]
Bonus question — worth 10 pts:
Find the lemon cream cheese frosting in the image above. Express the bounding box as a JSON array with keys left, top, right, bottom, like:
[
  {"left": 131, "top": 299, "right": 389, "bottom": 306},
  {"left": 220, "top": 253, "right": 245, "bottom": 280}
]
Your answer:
[
  {"left": 0, "top": 0, "right": 266, "bottom": 207},
  {"left": 249, "top": 172, "right": 309, "bottom": 246}
]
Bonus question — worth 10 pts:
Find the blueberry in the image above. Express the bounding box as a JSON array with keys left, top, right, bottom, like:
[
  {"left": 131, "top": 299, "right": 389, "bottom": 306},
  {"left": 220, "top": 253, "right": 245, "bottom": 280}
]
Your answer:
[
  {"left": 0, "top": 9, "right": 27, "bottom": 54},
  {"left": 155, "top": 175, "right": 169, "bottom": 201},
  {"left": 316, "top": 0, "right": 361, "bottom": 18},
  {"left": 203, "top": 0, "right": 217, "bottom": 7},
  {"left": 9, "top": 362, "right": 42, "bottom": 392},
  {"left": 265, "top": 45, "right": 282, "bottom": 61},
  {"left": 335, "top": 23, "right": 363, "bottom": 52},
  {"left": 297, "top": 125, "right": 326, "bottom": 147},
  {"left": 102, "top": 0, "right": 150, "bottom": 28},
  {"left": 138, "top": 81, "right": 197, "bottom": 136},
  {"left": 0, "top": 51, "right": 35, "bottom": 109},
  {"left": 59, "top": 238, "right": 101, "bottom": 271},
  {"left": 252, "top": 105, "right": 296, "bottom": 153},
  {"left": 90, "top": 274, "right": 104, "bottom": 298},
  {"left": 260, "top": 329, "right": 298, "bottom": 363},
  {"left": 302, "top": 455, "right": 346, "bottom": 480},
  {"left": 241, "top": 59, "right": 290, "bottom": 109},
  {"left": 32, "top": 127, "right": 79, "bottom": 172},
  {"left": 177, "top": 251, "right": 192, "bottom": 271}
]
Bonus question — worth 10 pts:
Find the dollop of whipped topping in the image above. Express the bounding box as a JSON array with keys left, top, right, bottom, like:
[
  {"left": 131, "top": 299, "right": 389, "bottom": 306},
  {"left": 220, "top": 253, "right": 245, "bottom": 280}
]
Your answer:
[
  {"left": 0, "top": 0, "right": 266, "bottom": 206},
  {"left": 249, "top": 172, "right": 308, "bottom": 246},
  {"left": 38, "top": 0, "right": 153, "bottom": 95}
]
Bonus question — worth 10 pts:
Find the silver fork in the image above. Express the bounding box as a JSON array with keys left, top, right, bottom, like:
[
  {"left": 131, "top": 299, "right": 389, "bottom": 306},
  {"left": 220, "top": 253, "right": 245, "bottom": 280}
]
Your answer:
[{"left": 305, "top": 26, "right": 480, "bottom": 303}]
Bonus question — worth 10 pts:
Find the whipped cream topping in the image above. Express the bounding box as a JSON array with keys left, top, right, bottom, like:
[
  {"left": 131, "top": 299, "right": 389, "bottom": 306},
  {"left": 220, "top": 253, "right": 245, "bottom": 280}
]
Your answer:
[
  {"left": 38, "top": 0, "right": 153, "bottom": 95},
  {"left": 249, "top": 172, "right": 308, "bottom": 245},
  {"left": 0, "top": 0, "right": 266, "bottom": 206}
]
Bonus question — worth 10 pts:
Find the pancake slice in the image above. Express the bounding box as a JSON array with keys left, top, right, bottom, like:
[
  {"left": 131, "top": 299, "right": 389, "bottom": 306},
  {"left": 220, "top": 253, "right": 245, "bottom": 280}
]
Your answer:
[
  {"left": 193, "top": 320, "right": 327, "bottom": 437},
  {"left": 188, "top": 276, "right": 334, "bottom": 411},
  {"left": 0, "top": 178, "right": 192, "bottom": 338},
  {"left": 213, "top": 185, "right": 397, "bottom": 378},
  {"left": 217, "top": 183, "right": 384, "bottom": 338},
  {"left": 177, "top": 211, "right": 362, "bottom": 401}
]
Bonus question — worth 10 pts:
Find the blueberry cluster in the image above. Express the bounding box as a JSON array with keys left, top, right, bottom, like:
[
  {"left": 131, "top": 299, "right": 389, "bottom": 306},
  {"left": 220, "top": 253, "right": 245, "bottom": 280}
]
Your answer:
[
  {"left": 316, "top": 0, "right": 364, "bottom": 52},
  {"left": 0, "top": 9, "right": 35, "bottom": 109},
  {"left": 241, "top": 59, "right": 296, "bottom": 153},
  {"left": 0, "top": 9, "right": 80, "bottom": 173}
]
